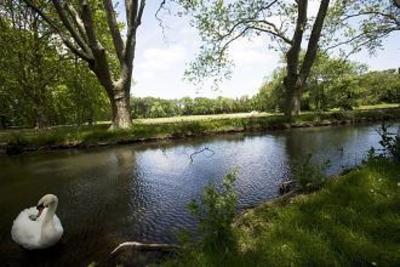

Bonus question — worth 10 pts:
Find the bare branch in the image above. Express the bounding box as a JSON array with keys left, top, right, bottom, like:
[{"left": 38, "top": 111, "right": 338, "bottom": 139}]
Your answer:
[
  {"left": 111, "top": 241, "right": 180, "bottom": 255},
  {"left": 155, "top": 0, "right": 168, "bottom": 39},
  {"left": 189, "top": 147, "right": 215, "bottom": 162},
  {"left": 155, "top": 0, "right": 166, "bottom": 23}
]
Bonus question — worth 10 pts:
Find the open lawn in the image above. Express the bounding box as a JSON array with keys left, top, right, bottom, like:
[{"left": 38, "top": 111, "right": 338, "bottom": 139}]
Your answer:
[
  {"left": 134, "top": 103, "right": 399, "bottom": 124},
  {"left": 165, "top": 158, "right": 400, "bottom": 266}
]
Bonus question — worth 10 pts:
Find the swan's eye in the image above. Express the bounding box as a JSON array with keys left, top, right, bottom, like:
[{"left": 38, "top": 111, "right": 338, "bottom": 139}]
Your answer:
[{"left": 36, "top": 204, "right": 45, "bottom": 210}]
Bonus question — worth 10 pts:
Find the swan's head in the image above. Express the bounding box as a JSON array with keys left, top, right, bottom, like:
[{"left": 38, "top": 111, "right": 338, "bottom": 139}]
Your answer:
[{"left": 35, "top": 194, "right": 58, "bottom": 218}]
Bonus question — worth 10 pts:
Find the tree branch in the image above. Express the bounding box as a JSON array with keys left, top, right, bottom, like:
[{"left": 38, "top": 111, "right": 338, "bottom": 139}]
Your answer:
[
  {"left": 285, "top": 0, "right": 308, "bottom": 79},
  {"left": 247, "top": 21, "right": 292, "bottom": 44},
  {"left": 103, "top": 0, "right": 124, "bottom": 64},
  {"left": 341, "top": 11, "right": 400, "bottom": 25},
  {"left": 22, "top": 0, "right": 93, "bottom": 62},
  {"left": 323, "top": 32, "right": 367, "bottom": 52},
  {"left": 189, "top": 147, "right": 215, "bottom": 162},
  {"left": 64, "top": 3, "right": 89, "bottom": 43},
  {"left": 124, "top": 0, "right": 145, "bottom": 64},
  {"left": 135, "top": 0, "right": 146, "bottom": 28},
  {"left": 299, "top": 0, "right": 330, "bottom": 83},
  {"left": 51, "top": 0, "right": 90, "bottom": 54},
  {"left": 80, "top": 0, "right": 102, "bottom": 51}
]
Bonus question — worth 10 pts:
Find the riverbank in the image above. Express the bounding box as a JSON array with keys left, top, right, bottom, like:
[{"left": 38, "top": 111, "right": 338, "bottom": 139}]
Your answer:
[
  {"left": 164, "top": 158, "right": 400, "bottom": 266},
  {"left": 1, "top": 106, "right": 400, "bottom": 155}
]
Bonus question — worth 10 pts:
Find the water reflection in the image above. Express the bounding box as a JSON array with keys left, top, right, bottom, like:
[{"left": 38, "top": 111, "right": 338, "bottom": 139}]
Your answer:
[{"left": 0, "top": 122, "right": 397, "bottom": 266}]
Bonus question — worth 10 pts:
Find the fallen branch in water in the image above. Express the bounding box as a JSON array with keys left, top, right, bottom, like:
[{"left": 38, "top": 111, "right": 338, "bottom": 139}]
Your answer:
[
  {"left": 111, "top": 241, "right": 180, "bottom": 255},
  {"left": 189, "top": 147, "right": 215, "bottom": 162}
]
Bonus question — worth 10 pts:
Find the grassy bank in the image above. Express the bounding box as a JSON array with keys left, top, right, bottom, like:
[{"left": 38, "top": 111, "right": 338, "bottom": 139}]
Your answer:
[
  {"left": 1, "top": 106, "right": 400, "bottom": 154},
  {"left": 166, "top": 158, "right": 400, "bottom": 266}
]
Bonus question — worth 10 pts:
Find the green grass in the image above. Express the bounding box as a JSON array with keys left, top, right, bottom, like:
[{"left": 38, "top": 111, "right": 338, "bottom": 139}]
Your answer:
[
  {"left": 164, "top": 159, "right": 400, "bottom": 266},
  {"left": 1, "top": 105, "right": 400, "bottom": 153}
]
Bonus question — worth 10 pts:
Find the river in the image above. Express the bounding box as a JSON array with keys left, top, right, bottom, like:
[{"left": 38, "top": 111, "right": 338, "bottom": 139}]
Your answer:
[{"left": 0, "top": 122, "right": 397, "bottom": 266}]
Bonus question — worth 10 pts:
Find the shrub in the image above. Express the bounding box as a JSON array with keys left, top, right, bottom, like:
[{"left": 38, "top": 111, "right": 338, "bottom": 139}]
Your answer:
[
  {"left": 187, "top": 170, "right": 238, "bottom": 257},
  {"left": 292, "top": 154, "right": 330, "bottom": 192},
  {"left": 376, "top": 122, "right": 400, "bottom": 161}
]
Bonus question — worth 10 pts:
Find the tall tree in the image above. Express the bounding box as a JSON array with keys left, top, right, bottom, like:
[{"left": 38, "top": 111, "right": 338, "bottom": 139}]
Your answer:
[
  {"left": 22, "top": 0, "right": 146, "bottom": 129},
  {"left": 176, "top": 0, "right": 331, "bottom": 117}
]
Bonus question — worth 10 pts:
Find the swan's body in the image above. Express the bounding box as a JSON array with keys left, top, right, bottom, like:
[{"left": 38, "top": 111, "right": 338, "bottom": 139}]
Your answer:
[{"left": 11, "top": 194, "right": 63, "bottom": 249}]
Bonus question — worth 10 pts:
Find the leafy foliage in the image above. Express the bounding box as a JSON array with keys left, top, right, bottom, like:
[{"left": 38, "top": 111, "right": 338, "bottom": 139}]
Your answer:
[
  {"left": 292, "top": 154, "right": 330, "bottom": 192},
  {"left": 376, "top": 122, "right": 400, "bottom": 161},
  {"left": 186, "top": 170, "right": 238, "bottom": 257},
  {"left": 0, "top": 2, "right": 110, "bottom": 128},
  {"left": 324, "top": 0, "right": 400, "bottom": 57}
]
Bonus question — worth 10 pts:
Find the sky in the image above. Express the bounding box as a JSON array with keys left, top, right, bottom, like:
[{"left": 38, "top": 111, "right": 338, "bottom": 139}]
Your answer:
[{"left": 119, "top": 1, "right": 400, "bottom": 100}]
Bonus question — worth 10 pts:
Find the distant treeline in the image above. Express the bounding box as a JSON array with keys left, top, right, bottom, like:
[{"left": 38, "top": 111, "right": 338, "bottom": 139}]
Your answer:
[
  {"left": 130, "top": 96, "right": 255, "bottom": 119},
  {"left": 131, "top": 67, "right": 400, "bottom": 119}
]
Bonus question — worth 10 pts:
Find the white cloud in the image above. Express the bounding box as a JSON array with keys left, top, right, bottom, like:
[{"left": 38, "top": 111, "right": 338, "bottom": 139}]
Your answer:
[{"left": 138, "top": 45, "right": 186, "bottom": 73}]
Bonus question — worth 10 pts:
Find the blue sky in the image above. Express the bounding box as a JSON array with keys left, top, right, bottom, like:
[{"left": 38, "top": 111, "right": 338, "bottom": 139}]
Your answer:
[{"left": 121, "top": 1, "right": 400, "bottom": 99}]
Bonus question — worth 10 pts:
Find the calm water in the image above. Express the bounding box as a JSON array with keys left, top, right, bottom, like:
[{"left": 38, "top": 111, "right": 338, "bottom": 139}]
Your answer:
[{"left": 0, "top": 123, "right": 396, "bottom": 266}]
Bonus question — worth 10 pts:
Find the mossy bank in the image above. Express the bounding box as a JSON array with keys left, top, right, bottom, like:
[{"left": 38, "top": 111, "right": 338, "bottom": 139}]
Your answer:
[{"left": 1, "top": 107, "right": 400, "bottom": 155}]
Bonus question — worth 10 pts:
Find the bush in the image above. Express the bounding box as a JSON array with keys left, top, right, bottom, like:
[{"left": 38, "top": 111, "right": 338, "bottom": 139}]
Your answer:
[
  {"left": 376, "top": 122, "right": 400, "bottom": 161},
  {"left": 186, "top": 170, "right": 238, "bottom": 257},
  {"left": 292, "top": 154, "right": 330, "bottom": 192}
]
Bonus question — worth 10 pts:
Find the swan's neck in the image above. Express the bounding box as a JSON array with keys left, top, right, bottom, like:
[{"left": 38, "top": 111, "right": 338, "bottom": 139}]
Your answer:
[{"left": 42, "top": 202, "right": 57, "bottom": 229}]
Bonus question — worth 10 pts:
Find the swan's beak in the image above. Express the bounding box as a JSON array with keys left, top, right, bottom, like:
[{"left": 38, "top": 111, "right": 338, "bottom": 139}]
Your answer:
[{"left": 36, "top": 204, "right": 45, "bottom": 218}]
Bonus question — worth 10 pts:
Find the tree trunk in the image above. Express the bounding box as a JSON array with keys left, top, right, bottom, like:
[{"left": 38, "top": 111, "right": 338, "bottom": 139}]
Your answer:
[
  {"left": 283, "top": 0, "right": 330, "bottom": 118},
  {"left": 110, "top": 91, "right": 132, "bottom": 129},
  {"left": 286, "top": 90, "right": 301, "bottom": 116},
  {"left": 284, "top": 76, "right": 303, "bottom": 117}
]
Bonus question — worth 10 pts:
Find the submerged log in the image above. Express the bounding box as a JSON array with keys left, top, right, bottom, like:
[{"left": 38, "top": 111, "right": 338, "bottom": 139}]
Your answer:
[
  {"left": 279, "top": 180, "right": 295, "bottom": 195},
  {"left": 111, "top": 241, "right": 180, "bottom": 255}
]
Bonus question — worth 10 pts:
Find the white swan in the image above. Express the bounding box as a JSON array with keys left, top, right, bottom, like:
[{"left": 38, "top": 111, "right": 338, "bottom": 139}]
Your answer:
[{"left": 11, "top": 194, "right": 63, "bottom": 249}]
